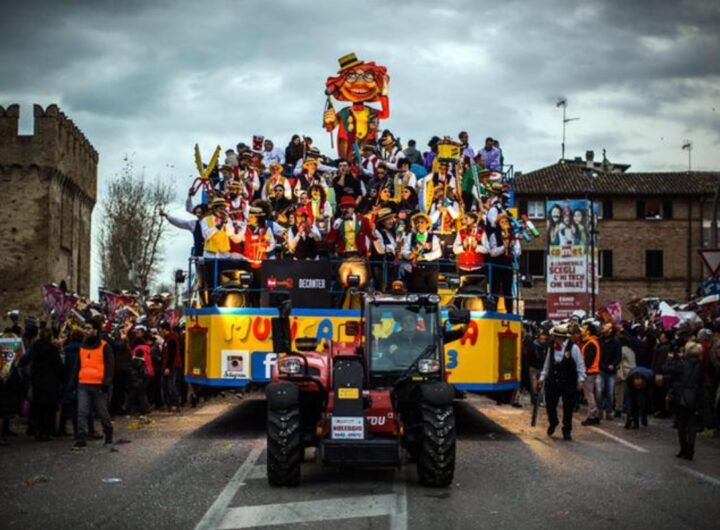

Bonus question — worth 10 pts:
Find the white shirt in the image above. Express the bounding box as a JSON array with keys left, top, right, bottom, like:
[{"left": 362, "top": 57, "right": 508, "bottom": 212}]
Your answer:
[
  {"left": 292, "top": 158, "right": 335, "bottom": 177},
  {"left": 166, "top": 212, "right": 198, "bottom": 233},
  {"left": 287, "top": 224, "right": 322, "bottom": 255},
  {"left": 360, "top": 154, "right": 379, "bottom": 178},
  {"left": 372, "top": 228, "right": 397, "bottom": 255},
  {"left": 540, "top": 340, "right": 587, "bottom": 382},
  {"left": 452, "top": 230, "right": 489, "bottom": 256},
  {"left": 486, "top": 201, "right": 506, "bottom": 229},
  {"left": 261, "top": 175, "right": 292, "bottom": 200},
  {"left": 487, "top": 230, "right": 521, "bottom": 258},
  {"left": 402, "top": 232, "right": 442, "bottom": 261},
  {"left": 262, "top": 146, "right": 285, "bottom": 168},
  {"left": 429, "top": 200, "right": 460, "bottom": 230},
  {"left": 393, "top": 171, "right": 418, "bottom": 194},
  {"left": 237, "top": 168, "right": 260, "bottom": 194},
  {"left": 379, "top": 146, "right": 406, "bottom": 172}
]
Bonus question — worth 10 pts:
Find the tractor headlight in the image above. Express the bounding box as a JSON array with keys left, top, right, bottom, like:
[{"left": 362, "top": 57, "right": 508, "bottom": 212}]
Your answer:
[
  {"left": 418, "top": 359, "right": 440, "bottom": 374},
  {"left": 427, "top": 294, "right": 441, "bottom": 304},
  {"left": 407, "top": 294, "right": 419, "bottom": 303},
  {"left": 278, "top": 357, "right": 303, "bottom": 375}
]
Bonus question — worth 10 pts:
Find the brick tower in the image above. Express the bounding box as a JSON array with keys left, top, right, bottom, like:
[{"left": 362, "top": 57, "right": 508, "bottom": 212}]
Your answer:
[{"left": 0, "top": 104, "right": 98, "bottom": 319}]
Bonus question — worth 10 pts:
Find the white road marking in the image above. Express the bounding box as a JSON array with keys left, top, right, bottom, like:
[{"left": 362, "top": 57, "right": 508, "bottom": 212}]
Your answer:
[
  {"left": 195, "top": 439, "right": 264, "bottom": 530},
  {"left": 675, "top": 465, "right": 720, "bottom": 487},
  {"left": 247, "top": 464, "right": 266, "bottom": 480},
  {"left": 391, "top": 468, "right": 408, "bottom": 530},
  {"left": 587, "top": 426, "right": 649, "bottom": 453},
  {"left": 219, "top": 494, "right": 399, "bottom": 529}
]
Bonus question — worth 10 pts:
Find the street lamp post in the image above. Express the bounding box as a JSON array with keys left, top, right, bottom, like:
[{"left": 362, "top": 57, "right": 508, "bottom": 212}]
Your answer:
[
  {"left": 556, "top": 98, "right": 580, "bottom": 160},
  {"left": 682, "top": 140, "right": 692, "bottom": 172},
  {"left": 584, "top": 169, "right": 598, "bottom": 316}
]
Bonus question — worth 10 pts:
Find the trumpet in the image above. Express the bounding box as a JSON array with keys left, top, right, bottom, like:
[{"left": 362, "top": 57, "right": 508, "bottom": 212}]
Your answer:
[{"left": 409, "top": 241, "right": 426, "bottom": 264}]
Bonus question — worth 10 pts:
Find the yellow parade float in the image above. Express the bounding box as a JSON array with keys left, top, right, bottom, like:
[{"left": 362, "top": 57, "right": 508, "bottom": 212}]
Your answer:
[{"left": 183, "top": 54, "right": 523, "bottom": 400}]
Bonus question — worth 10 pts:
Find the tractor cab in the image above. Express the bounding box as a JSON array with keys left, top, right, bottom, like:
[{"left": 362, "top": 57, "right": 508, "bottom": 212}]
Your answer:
[{"left": 365, "top": 294, "right": 444, "bottom": 389}]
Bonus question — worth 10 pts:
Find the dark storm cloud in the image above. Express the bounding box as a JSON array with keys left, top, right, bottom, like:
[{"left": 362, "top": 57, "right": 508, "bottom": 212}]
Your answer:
[{"left": 1, "top": 0, "right": 719, "bottom": 290}]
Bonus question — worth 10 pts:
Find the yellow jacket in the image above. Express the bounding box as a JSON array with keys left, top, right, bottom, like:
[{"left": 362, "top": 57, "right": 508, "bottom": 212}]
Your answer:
[{"left": 202, "top": 215, "right": 231, "bottom": 254}]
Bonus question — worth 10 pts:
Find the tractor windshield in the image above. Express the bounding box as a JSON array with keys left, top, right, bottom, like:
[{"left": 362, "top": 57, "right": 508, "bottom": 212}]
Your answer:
[{"left": 368, "top": 303, "right": 439, "bottom": 378}]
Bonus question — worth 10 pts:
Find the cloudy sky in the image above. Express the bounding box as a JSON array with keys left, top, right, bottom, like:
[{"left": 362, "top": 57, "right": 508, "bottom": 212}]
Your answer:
[{"left": 1, "top": 0, "right": 719, "bottom": 296}]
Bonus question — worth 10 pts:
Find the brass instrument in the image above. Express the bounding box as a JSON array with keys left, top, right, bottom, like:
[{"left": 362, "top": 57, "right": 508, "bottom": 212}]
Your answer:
[
  {"left": 455, "top": 158, "right": 466, "bottom": 229},
  {"left": 316, "top": 215, "right": 330, "bottom": 234},
  {"left": 275, "top": 203, "right": 294, "bottom": 226},
  {"left": 409, "top": 239, "right": 427, "bottom": 265}
]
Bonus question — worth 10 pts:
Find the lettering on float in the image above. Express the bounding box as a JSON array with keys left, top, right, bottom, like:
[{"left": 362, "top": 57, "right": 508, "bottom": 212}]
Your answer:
[
  {"left": 460, "top": 320, "right": 478, "bottom": 346},
  {"left": 222, "top": 315, "right": 361, "bottom": 344}
]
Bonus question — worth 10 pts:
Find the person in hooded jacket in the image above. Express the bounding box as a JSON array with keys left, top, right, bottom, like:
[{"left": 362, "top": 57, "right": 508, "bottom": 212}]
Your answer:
[
  {"left": 74, "top": 318, "right": 114, "bottom": 448},
  {"left": 110, "top": 327, "right": 132, "bottom": 415},
  {"left": 29, "top": 326, "right": 63, "bottom": 441},
  {"left": 664, "top": 341, "right": 704, "bottom": 460},
  {"left": 127, "top": 347, "right": 150, "bottom": 415},
  {"left": 598, "top": 323, "right": 622, "bottom": 420},
  {"left": 159, "top": 322, "right": 182, "bottom": 412},
  {"left": 652, "top": 329, "right": 674, "bottom": 417},
  {"left": 709, "top": 341, "right": 720, "bottom": 438},
  {"left": 58, "top": 330, "right": 83, "bottom": 438},
  {"left": 0, "top": 331, "right": 24, "bottom": 444}
]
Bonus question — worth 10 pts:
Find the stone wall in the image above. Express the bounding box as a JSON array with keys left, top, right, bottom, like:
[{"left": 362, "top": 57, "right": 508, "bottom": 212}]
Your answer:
[{"left": 0, "top": 104, "right": 98, "bottom": 319}]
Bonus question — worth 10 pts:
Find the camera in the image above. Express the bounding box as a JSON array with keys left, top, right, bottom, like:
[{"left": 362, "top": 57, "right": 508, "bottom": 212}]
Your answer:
[{"left": 226, "top": 355, "right": 244, "bottom": 373}]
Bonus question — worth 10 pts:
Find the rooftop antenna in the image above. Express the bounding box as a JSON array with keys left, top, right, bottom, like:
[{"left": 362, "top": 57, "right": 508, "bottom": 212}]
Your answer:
[
  {"left": 681, "top": 139, "right": 692, "bottom": 171},
  {"left": 556, "top": 97, "right": 579, "bottom": 161}
]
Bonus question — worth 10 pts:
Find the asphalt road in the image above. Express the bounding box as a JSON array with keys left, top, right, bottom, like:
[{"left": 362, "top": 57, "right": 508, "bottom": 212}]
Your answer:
[{"left": 1, "top": 392, "right": 719, "bottom": 529}]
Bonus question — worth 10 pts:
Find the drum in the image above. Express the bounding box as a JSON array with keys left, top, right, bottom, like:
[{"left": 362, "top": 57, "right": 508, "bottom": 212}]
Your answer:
[
  {"left": 461, "top": 296, "right": 484, "bottom": 311},
  {"left": 436, "top": 140, "right": 461, "bottom": 163},
  {"left": 218, "top": 291, "right": 248, "bottom": 308},
  {"left": 338, "top": 257, "right": 369, "bottom": 288}
]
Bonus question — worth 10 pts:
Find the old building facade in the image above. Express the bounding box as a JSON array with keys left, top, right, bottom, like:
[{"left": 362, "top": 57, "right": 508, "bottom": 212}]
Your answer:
[
  {"left": 0, "top": 104, "right": 98, "bottom": 318},
  {"left": 514, "top": 155, "right": 719, "bottom": 321}
]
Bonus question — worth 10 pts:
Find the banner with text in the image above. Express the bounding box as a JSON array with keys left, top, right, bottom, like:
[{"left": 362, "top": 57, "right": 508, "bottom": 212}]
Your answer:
[{"left": 546, "top": 199, "right": 595, "bottom": 320}]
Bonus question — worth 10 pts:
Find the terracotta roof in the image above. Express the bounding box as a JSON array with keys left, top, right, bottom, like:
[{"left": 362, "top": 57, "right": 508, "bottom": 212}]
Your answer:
[{"left": 514, "top": 162, "right": 720, "bottom": 197}]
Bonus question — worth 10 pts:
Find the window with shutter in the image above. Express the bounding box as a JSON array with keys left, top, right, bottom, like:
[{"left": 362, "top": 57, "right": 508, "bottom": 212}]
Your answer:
[{"left": 527, "top": 200, "right": 545, "bottom": 219}]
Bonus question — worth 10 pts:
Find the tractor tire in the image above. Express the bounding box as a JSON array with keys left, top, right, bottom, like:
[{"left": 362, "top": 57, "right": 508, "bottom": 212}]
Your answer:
[
  {"left": 416, "top": 402, "right": 456, "bottom": 487},
  {"left": 267, "top": 405, "right": 302, "bottom": 487}
]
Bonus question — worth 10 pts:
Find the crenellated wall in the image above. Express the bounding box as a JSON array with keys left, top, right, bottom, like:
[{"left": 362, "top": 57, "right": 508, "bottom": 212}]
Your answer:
[{"left": 0, "top": 104, "right": 98, "bottom": 319}]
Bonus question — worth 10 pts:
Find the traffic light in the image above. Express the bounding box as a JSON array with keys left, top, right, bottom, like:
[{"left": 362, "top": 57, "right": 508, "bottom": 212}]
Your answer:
[{"left": 174, "top": 269, "right": 187, "bottom": 284}]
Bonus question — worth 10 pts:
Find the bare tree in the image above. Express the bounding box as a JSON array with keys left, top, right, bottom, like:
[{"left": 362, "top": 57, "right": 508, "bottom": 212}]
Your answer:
[{"left": 98, "top": 157, "right": 175, "bottom": 293}]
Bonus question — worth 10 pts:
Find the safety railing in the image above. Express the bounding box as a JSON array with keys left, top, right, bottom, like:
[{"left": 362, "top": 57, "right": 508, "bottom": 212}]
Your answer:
[{"left": 184, "top": 256, "right": 520, "bottom": 311}]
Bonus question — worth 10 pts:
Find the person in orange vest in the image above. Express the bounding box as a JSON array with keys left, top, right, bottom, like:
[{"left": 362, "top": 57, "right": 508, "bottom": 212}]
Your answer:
[
  {"left": 73, "top": 318, "right": 114, "bottom": 449},
  {"left": 580, "top": 322, "right": 602, "bottom": 426}
]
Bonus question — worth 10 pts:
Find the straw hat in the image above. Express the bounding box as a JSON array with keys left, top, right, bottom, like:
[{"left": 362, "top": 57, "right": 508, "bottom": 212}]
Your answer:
[
  {"left": 209, "top": 196, "right": 227, "bottom": 209},
  {"left": 376, "top": 207, "right": 396, "bottom": 224},
  {"left": 551, "top": 324, "right": 571, "bottom": 338},
  {"left": 337, "top": 52, "right": 362, "bottom": 72},
  {"left": 411, "top": 212, "right": 431, "bottom": 226}
]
